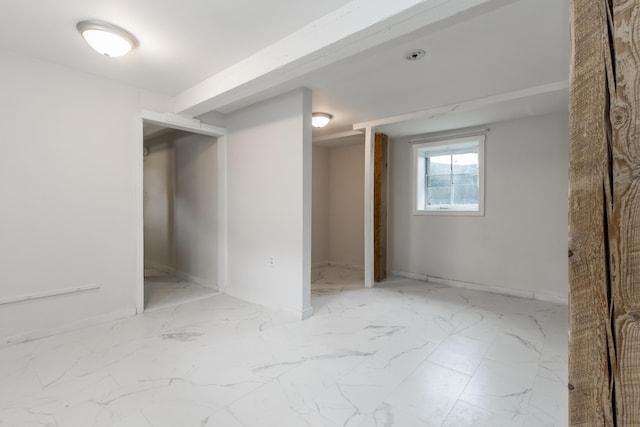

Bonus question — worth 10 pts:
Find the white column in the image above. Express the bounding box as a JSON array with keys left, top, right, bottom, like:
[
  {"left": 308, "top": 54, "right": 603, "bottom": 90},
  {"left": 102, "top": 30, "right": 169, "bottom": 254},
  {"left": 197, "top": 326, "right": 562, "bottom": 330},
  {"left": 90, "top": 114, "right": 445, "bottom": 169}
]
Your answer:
[
  {"left": 217, "top": 135, "right": 228, "bottom": 293},
  {"left": 364, "top": 127, "right": 375, "bottom": 288},
  {"left": 135, "top": 116, "right": 145, "bottom": 313}
]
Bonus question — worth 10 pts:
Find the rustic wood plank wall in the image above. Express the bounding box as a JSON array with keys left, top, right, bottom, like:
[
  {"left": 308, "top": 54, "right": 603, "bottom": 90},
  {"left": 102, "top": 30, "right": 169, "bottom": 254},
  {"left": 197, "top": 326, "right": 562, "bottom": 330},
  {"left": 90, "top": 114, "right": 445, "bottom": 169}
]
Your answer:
[{"left": 569, "top": 0, "right": 640, "bottom": 424}]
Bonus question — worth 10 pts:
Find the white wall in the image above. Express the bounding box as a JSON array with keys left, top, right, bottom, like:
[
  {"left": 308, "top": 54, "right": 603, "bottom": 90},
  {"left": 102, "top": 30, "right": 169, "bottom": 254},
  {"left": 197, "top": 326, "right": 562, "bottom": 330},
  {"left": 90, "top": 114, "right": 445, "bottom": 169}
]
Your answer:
[
  {"left": 388, "top": 113, "right": 569, "bottom": 302},
  {"left": 312, "top": 145, "right": 330, "bottom": 267},
  {"left": 174, "top": 133, "right": 218, "bottom": 288},
  {"left": 225, "top": 89, "right": 312, "bottom": 318},
  {"left": 328, "top": 142, "right": 365, "bottom": 268},
  {"left": 143, "top": 138, "right": 174, "bottom": 269},
  {"left": 0, "top": 47, "right": 172, "bottom": 341}
]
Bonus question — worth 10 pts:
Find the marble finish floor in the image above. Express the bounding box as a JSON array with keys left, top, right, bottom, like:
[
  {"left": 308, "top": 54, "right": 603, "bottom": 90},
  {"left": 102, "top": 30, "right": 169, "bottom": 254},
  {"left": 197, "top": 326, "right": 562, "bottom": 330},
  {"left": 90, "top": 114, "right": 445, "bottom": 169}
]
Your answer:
[
  {"left": 144, "top": 268, "right": 219, "bottom": 312},
  {"left": 1, "top": 267, "right": 567, "bottom": 426}
]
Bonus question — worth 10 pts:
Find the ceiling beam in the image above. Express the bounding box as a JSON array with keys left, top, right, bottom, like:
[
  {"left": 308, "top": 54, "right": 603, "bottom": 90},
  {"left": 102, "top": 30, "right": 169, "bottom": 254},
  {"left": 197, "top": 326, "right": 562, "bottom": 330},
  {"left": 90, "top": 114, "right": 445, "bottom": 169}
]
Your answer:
[
  {"left": 140, "top": 110, "right": 226, "bottom": 137},
  {"left": 352, "top": 80, "right": 569, "bottom": 130},
  {"left": 173, "top": 0, "right": 510, "bottom": 116},
  {"left": 313, "top": 130, "right": 364, "bottom": 143}
]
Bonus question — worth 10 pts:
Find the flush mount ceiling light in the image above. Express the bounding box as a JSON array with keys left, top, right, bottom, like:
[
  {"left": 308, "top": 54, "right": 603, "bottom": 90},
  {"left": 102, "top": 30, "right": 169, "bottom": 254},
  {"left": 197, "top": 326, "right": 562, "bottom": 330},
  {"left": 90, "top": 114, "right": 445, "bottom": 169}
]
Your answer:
[
  {"left": 312, "top": 112, "right": 333, "bottom": 128},
  {"left": 77, "top": 20, "right": 138, "bottom": 57}
]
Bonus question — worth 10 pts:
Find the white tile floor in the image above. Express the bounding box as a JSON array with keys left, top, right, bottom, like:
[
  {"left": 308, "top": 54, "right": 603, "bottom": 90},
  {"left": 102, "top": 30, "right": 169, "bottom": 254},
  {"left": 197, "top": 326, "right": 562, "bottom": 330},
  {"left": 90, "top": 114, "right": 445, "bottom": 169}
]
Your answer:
[
  {"left": 144, "top": 268, "right": 219, "bottom": 311},
  {"left": 0, "top": 267, "right": 567, "bottom": 426}
]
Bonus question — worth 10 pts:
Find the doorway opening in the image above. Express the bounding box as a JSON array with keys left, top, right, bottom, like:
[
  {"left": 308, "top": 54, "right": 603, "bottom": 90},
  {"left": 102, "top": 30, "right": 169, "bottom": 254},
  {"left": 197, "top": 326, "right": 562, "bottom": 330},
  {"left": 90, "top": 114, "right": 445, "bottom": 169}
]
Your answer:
[
  {"left": 139, "top": 115, "right": 224, "bottom": 312},
  {"left": 311, "top": 135, "right": 367, "bottom": 309}
]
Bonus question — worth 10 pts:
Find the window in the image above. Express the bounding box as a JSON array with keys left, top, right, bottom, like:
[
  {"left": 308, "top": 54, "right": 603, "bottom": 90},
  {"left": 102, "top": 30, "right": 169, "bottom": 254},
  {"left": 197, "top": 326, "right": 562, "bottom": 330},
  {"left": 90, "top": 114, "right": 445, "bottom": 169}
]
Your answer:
[{"left": 413, "top": 135, "right": 485, "bottom": 215}]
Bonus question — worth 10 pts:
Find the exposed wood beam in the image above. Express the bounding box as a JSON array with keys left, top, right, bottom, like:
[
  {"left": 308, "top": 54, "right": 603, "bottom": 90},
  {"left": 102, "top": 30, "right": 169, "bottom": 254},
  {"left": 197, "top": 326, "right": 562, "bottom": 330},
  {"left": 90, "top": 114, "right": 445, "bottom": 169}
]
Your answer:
[
  {"left": 173, "top": 0, "right": 512, "bottom": 116},
  {"left": 569, "top": 0, "right": 640, "bottom": 424},
  {"left": 353, "top": 81, "right": 568, "bottom": 130}
]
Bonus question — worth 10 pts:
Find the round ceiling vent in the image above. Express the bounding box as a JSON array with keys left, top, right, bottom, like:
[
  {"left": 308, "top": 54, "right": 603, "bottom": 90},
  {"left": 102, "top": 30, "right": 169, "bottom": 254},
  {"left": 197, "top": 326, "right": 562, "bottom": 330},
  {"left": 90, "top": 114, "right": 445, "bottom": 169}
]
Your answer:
[{"left": 405, "top": 49, "right": 426, "bottom": 61}]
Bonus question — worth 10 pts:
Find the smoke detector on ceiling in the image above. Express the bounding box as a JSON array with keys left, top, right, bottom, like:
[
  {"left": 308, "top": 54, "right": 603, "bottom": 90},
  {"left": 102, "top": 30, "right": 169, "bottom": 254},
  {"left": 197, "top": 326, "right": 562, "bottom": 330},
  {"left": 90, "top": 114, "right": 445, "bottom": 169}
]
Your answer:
[{"left": 405, "top": 49, "right": 426, "bottom": 61}]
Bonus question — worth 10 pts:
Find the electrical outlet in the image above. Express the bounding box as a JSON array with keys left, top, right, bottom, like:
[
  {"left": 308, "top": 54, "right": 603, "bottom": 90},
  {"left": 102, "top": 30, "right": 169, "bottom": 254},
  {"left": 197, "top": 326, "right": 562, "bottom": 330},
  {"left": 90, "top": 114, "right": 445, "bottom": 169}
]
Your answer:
[{"left": 269, "top": 256, "right": 275, "bottom": 266}]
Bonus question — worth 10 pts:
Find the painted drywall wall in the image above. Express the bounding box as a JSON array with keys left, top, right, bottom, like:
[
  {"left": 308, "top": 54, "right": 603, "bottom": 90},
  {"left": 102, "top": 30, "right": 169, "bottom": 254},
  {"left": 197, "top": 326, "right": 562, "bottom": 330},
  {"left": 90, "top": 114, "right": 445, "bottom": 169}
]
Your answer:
[
  {"left": 388, "top": 113, "right": 569, "bottom": 302},
  {"left": 174, "top": 133, "right": 218, "bottom": 289},
  {"left": 225, "top": 89, "right": 312, "bottom": 317},
  {"left": 143, "top": 138, "right": 175, "bottom": 269},
  {"left": 312, "top": 145, "right": 330, "bottom": 267},
  {"left": 0, "top": 47, "right": 171, "bottom": 341},
  {"left": 328, "top": 142, "right": 365, "bottom": 268}
]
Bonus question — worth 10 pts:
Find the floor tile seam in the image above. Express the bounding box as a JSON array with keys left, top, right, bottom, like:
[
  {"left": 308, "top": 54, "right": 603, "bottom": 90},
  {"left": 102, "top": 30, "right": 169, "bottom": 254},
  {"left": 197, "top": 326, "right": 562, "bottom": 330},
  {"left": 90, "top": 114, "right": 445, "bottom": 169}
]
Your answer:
[
  {"left": 456, "top": 349, "right": 500, "bottom": 405},
  {"left": 143, "top": 292, "right": 223, "bottom": 313},
  {"left": 220, "top": 360, "right": 308, "bottom": 419},
  {"left": 441, "top": 398, "right": 509, "bottom": 425},
  {"left": 428, "top": 331, "right": 494, "bottom": 375},
  {"left": 374, "top": 355, "right": 463, "bottom": 416},
  {"left": 327, "top": 340, "right": 434, "bottom": 404},
  {"left": 435, "top": 366, "right": 477, "bottom": 427}
]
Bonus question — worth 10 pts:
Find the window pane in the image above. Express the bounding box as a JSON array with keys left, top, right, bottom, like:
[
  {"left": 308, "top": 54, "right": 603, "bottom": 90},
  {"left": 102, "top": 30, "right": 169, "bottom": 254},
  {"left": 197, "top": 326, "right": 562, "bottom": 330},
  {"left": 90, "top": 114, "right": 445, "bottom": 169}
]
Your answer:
[
  {"left": 427, "top": 185, "right": 451, "bottom": 206},
  {"left": 414, "top": 135, "right": 483, "bottom": 214},
  {"left": 427, "top": 174, "right": 451, "bottom": 187},
  {"left": 452, "top": 182, "right": 478, "bottom": 205},
  {"left": 428, "top": 154, "right": 451, "bottom": 167}
]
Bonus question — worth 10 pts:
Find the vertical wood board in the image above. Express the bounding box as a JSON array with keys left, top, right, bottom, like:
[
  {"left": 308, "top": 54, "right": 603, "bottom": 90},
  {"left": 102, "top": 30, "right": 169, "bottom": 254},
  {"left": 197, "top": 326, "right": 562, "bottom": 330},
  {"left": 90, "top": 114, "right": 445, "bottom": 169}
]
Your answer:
[
  {"left": 374, "top": 133, "right": 388, "bottom": 282},
  {"left": 568, "top": 0, "right": 613, "bottom": 424},
  {"left": 570, "top": 0, "right": 640, "bottom": 424}
]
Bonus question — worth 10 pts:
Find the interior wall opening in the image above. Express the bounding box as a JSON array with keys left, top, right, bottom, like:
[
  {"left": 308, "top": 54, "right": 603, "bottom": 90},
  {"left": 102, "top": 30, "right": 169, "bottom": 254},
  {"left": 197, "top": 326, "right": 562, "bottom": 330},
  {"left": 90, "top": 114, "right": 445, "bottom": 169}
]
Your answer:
[
  {"left": 311, "top": 137, "right": 366, "bottom": 305},
  {"left": 143, "top": 125, "right": 219, "bottom": 311}
]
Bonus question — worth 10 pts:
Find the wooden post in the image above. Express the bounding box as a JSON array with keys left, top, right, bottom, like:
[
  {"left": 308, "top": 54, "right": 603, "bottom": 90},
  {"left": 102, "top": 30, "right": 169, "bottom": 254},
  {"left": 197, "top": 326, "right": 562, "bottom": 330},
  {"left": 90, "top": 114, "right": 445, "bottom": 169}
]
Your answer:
[
  {"left": 374, "top": 133, "right": 388, "bottom": 283},
  {"left": 569, "top": 0, "right": 640, "bottom": 424}
]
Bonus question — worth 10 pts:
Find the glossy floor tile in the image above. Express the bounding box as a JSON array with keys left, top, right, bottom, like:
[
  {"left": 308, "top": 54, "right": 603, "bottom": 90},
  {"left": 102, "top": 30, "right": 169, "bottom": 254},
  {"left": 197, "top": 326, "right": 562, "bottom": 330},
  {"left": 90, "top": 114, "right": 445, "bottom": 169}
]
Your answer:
[
  {"left": 144, "top": 268, "right": 219, "bottom": 311},
  {"left": 0, "top": 267, "right": 567, "bottom": 426}
]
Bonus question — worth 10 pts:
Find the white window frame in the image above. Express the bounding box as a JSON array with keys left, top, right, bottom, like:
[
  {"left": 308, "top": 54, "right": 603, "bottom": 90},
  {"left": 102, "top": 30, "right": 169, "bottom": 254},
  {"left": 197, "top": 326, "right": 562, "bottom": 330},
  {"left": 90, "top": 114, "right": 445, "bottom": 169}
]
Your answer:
[{"left": 412, "top": 134, "right": 485, "bottom": 216}]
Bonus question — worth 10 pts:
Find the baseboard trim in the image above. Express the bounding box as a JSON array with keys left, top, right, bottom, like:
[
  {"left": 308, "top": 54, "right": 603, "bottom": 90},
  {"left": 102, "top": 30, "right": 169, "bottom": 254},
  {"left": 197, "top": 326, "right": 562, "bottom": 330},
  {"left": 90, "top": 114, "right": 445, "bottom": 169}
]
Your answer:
[
  {"left": 301, "top": 306, "right": 314, "bottom": 320},
  {"left": 1, "top": 308, "right": 137, "bottom": 347},
  {"left": 391, "top": 270, "right": 428, "bottom": 281},
  {"left": 532, "top": 290, "right": 568, "bottom": 305},
  {"left": 327, "top": 262, "right": 364, "bottom": 271},
  {"left": 145, "top": 262, "right": 217, "bottom": 290},
  {"left": 391, "top": 270, "right": 567, "bottom": 305},
  {"left": 426, "top": 275, "right": 534, "bottom": 300},
  {"left": 144, "top": 292, "right": 222, "bottom": 313},
  {"left": 225, "top": 286, "right": 314, "bottom": 320}
]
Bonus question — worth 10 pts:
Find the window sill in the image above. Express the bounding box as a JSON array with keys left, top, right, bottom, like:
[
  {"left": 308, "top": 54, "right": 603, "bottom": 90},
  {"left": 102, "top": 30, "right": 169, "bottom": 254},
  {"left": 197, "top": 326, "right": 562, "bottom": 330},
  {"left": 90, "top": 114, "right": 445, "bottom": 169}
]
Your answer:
[{"left": 413, "top": 209, "right": 484, "bottom": 217}]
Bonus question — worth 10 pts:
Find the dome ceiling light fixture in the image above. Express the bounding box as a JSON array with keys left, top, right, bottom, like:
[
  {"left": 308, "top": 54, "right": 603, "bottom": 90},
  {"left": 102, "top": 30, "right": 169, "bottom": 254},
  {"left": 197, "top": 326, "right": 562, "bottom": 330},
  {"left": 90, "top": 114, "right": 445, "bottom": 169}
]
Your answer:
[
  {"left": 77, "top": 20, "right": 138, "bottom": 58},
  {"left": 312, "top": 112, "right": 333, "bottom": 128}
]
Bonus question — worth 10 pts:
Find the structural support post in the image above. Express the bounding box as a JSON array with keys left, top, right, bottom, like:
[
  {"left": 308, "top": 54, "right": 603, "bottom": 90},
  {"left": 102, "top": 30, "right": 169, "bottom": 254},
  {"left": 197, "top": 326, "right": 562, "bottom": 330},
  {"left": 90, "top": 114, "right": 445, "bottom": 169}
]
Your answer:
[
  {"left": 364, "top": 126, "right": 375, "bottom": 288},
  {"left": 569, "top": 0, "right": 640, "bottom": 424},
  {"left": 217, "top": 135, "right": 228, "bottom": 293}
]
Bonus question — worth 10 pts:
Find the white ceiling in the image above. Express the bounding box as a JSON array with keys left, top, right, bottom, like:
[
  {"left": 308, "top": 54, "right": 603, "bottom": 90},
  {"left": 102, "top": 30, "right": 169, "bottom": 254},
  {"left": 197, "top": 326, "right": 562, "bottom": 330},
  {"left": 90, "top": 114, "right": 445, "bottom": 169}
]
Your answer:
[
  {"left": 307, "top": 0, "right": 570, "bottom": 138},
  {"left": 0, "top": 0, "right": 352, "bottom": 95},
  {"left": 0, "top": 0, "right": 570, "bottom": 140}
]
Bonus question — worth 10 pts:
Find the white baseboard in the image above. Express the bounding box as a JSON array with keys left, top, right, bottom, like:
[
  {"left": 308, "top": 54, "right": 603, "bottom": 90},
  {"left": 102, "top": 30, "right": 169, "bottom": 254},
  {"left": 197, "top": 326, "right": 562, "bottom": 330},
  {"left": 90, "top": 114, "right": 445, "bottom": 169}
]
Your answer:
[
  {"left": 287, "top": 306, "right": 314, "bottom": 320},
  {"left": 426, "top": 275, "right": 534, "bottom": 300},
  {"left": 146, "top": 262, "right": 216, "bottom": 290},
  {"left": 1, "top": 308, "right": 137, "bottom": 347},
  {"left": 532, "top": 290, "right": 568, "bottom": 305},
  {"left": 391, "top": 270, "right": 428, "bottom": 281},
  {"left": 327, "top": 262, "right": 364, "bottom": 271},
  {"left": 312, "top": 262, "right": 364, "bottom": 271},
  {"left": 390, "top": 270, "right": 567, "bottom": 305},
  {"left": 225, "top": 286, "right": 314, "bottom": 320}
]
